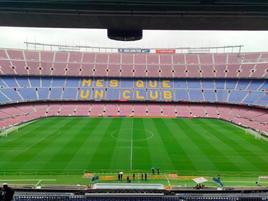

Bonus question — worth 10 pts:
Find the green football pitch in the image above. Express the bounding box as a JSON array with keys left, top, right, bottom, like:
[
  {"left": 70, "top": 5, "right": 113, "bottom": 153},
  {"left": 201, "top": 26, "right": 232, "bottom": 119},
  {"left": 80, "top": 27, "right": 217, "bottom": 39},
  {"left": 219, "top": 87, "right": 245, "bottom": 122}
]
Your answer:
[{"left": 0, "top": 117, "right": 268, "bottom": 187}]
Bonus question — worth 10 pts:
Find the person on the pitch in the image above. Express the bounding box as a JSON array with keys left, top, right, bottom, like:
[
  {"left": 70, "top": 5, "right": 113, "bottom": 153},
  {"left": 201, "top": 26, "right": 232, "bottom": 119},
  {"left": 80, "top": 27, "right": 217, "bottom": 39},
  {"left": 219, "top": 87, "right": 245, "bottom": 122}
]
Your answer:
[
  {"left": 118, "top": 173, "right": 120, "bottom": 181},
  {"left": 145, "top": 173, "right": 147, "bottom": 181},
  {"left": 127, "top": 176, "right": 131, "bottom": 183},
  {"left": 119, "top": 171, "right": 123, "bottom": 181}
]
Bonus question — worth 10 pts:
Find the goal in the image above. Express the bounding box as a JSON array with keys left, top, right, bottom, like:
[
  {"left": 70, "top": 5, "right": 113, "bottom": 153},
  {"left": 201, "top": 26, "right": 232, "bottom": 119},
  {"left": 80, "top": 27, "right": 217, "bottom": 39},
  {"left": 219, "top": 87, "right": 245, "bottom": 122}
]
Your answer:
[{"left": 0, "top": 126, "right": 18, "bottom": 137}]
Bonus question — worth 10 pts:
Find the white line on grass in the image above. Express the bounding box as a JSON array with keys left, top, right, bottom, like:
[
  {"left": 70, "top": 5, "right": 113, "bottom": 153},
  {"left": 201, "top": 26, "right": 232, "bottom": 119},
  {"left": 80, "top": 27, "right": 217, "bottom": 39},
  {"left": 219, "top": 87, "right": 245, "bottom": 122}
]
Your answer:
[
  {"left": 35, "top": 180, "right": 42, "bottom": 186},
  {"left": 130, "top": 119, "right": 133, "bottom": 171},
  {"left": 165, "top": 175, "right": 171, "bottom": 188},
  {"left": 0, "top": 179, "right": 56, "bottom": 182},
  {"left": 224, "top": 180, "right": 268, "bottom": 184}
]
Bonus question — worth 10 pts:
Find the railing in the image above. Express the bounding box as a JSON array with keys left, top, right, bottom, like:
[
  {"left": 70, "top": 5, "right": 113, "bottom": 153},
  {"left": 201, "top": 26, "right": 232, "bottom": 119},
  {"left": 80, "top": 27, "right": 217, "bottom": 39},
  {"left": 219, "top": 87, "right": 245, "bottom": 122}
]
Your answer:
[{"left": 24, "top": 42, "right": 243, "bottom": 54}]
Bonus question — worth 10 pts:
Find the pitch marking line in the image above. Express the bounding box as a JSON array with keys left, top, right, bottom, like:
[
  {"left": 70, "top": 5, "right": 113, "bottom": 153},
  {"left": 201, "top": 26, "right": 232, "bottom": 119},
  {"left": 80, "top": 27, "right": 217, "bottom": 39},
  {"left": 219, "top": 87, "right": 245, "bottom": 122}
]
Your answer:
[
  {"left": 130, "top": 119, "right": 133, "bottom": 171},
  {"left": 0, "top": 179, "right": 56, "bottom": 183},
  {"left": 165, "top": 175, "right": 171, "bottom": 188},
  {"left": 35, "top": 180, "right": 42, "bottom": 186},
  {"left": 224, "top": 180, "right": 268, "bottom": 184},
  {"left": 110, "top": 129, "right": 154, "bottom": 142}
]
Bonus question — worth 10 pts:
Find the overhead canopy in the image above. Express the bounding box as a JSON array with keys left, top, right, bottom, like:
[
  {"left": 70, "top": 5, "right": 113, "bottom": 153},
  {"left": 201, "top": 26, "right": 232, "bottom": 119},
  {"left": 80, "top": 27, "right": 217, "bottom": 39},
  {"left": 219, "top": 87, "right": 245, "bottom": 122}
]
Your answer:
[{"left": 0, "top": 0, "right": 268, "bottom": 30}]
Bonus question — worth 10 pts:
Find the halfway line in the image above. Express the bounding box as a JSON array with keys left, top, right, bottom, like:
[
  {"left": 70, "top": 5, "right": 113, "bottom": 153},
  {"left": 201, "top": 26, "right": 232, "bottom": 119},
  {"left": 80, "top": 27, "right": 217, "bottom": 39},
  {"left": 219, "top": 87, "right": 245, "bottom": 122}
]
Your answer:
[{"left": 130, "top": 119, "right": 133, "bottom": 171}]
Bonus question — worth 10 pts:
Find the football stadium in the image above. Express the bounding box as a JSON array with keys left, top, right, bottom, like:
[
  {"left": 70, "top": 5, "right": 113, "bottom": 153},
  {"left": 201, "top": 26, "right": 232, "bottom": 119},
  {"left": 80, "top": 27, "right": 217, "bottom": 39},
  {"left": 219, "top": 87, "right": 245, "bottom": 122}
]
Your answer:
[
  {"left": 0, "top": 1, "right": 268, "bottom": 201},
  {"left": 0, "top": 44, "right": 267, "bottom": 188}
]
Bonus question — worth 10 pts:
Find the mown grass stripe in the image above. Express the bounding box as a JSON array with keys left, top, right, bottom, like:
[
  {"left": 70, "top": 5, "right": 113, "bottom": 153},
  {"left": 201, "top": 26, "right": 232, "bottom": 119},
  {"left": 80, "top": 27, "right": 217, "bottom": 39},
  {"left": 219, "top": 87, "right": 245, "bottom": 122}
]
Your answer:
[
  {"left": 152, "top": 118, "right": 197, "bottom": 173},
  {"left": 89, "top": 118, "right": 123, "bottom": 171},
  {"left": 110, "top": 118, "right": 133, "bottom": 171},
  {"left": 131, "top": 118, "right": 152, "bottom": 171},
  {"left": 63, "top": 118, "right": 103, "bottom": 171},
  {"left": 199, "top": 119, "right": 268, "bottom": 172},
  {"left": 37, "top": 118, "right": 97, "bottom": 172},
  {"left": 215, "top": 120, "right": 268, "bottom": 154},
  {"left": 145, "top": 119, "right": 175, "bottom": 172},
  {"left": 0, "top": 118, "right": 58, "bottom": 152},
  {"left": 0, "top": 117, "right": 65, "bottom": 164},
  {"left": 169, "top": 119, "right": 218, "bottom": 173},
  {"left": 1, "top": 118, "right": 76, "bottom": 171},
  {"left": 178, "top": 118, "right": 241, "bottom": 173}
]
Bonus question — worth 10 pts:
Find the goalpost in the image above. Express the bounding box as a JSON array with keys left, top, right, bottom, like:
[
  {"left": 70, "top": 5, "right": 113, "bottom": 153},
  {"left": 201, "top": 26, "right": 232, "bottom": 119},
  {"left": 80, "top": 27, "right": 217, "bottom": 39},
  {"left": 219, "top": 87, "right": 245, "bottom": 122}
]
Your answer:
[
  {"left": 0, "top": 120, "right": 36, "bottom": 138},
  {"left": 0, "top": 126, "right": 18, "bottom": 137}
]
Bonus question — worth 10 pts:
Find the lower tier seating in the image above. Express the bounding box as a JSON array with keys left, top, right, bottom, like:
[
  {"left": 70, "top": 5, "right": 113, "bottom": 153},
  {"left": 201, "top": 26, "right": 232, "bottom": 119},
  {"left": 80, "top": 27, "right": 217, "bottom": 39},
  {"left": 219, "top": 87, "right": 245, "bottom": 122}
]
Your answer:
[{"left": 0, "top": 103, "right": 267, "bottom": 135}]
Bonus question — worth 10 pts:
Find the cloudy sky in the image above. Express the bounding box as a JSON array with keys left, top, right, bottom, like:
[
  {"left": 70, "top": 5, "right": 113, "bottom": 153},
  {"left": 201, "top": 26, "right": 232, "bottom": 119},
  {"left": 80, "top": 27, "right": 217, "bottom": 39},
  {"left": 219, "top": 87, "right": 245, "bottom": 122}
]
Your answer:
[{"left": 0, "top": 26, "right": 268, "bottom": 52}]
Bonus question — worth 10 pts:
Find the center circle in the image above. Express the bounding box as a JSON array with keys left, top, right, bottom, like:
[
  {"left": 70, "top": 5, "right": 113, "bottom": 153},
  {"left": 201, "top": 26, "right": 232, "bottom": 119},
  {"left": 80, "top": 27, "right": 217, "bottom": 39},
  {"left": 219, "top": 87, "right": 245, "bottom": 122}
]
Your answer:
[{"left": 110, "top": 128, "right": 154, "bottom": 142}]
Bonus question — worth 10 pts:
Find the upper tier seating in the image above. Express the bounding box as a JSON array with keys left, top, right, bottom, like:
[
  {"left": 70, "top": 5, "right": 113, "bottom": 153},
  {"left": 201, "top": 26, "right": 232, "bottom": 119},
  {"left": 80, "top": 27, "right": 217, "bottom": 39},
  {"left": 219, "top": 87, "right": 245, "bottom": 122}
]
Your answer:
[
  {"left": 0, "top": 103, "right": 267, "bottom": 135},
  {"left": 0, "top": 77, "right": 267, "bottom": 107},
  {"left": 0, "top": 49, "right": 267, "bottom": 78}
]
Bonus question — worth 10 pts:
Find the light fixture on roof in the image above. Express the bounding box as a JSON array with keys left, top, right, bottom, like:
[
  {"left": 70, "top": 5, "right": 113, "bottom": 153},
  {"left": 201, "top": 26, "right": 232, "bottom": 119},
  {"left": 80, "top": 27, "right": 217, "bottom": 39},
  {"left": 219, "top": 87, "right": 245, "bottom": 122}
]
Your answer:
[{"left": 107, "top": 29, "right": 143, "bottom": 41}]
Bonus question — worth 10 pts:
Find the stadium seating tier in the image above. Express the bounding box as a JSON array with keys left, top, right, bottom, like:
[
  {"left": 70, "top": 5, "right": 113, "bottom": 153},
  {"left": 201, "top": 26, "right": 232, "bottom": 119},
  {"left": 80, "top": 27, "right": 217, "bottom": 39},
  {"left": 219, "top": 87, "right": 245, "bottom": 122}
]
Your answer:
[
  {"left": 0, "top": 49, "right": 268, "bottom": 78},
  {"left": 0, "top": 77, "right": 267, "bottom": 107},
  {"left": 0, "top": 102, "right": 267, "bottom": 135}
]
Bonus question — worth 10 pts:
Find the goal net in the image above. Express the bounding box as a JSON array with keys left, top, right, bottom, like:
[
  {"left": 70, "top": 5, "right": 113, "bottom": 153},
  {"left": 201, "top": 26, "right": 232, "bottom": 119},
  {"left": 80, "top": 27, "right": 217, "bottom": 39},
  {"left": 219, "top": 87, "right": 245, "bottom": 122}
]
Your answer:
[{"left": 0, "top": 126, "right": 18, "bottom": 137}]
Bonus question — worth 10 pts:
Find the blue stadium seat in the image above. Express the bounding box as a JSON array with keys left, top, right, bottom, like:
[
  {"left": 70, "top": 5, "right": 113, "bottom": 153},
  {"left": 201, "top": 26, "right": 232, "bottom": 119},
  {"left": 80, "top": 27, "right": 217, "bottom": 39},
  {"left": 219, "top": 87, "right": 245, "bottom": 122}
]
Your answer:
[{"left": 0, "top": 77, "right": 266, "bottom": 108}]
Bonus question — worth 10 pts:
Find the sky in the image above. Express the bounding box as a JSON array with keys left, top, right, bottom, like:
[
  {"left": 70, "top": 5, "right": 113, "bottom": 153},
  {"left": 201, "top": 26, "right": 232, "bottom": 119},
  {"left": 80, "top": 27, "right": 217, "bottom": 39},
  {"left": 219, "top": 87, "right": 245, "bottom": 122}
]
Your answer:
[{"left": 0, "top": 26, "right": 268, "bottom": 52}]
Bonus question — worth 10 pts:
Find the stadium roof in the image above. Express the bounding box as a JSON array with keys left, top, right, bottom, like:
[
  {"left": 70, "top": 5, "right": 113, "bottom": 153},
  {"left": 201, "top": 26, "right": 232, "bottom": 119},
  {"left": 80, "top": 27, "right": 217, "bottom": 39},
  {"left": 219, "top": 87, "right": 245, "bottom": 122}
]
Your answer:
[{"left": 0, "top": 0, "right": 268, "bottom": 30}]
